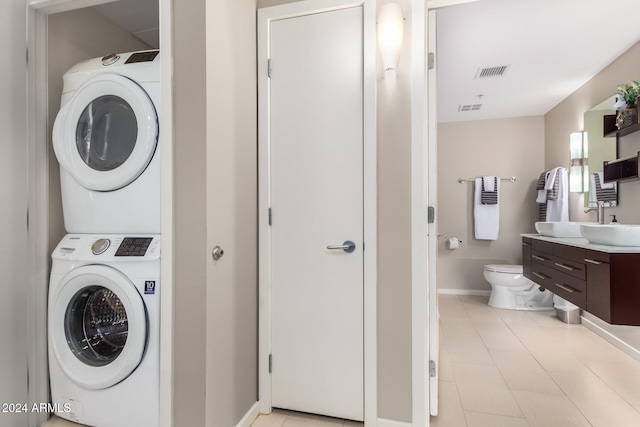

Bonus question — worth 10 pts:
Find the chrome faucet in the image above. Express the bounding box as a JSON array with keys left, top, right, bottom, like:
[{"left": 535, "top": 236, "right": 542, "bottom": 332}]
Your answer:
[{"left": 584, "top": 201, "right": 606, "bottom": 224}]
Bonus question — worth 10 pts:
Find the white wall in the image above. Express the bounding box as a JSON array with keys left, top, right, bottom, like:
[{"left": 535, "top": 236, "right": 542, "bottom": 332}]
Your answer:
[
  {"left": 0, "top": 1, "right": 28, "bottom": 426},
  {"left": 437, "top": 116, "right": 545, "bottom": 293}
]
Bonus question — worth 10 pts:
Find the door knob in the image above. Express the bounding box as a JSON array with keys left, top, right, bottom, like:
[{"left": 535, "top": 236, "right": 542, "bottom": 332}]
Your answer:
[
  {"left": 212, "top": 246, "right": 224, "bottom": 261},
  {"left": 326, "top": 240, "right": 356, "bottom": 253}
]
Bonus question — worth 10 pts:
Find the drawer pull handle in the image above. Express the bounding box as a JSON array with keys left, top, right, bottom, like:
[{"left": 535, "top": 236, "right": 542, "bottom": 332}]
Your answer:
[
  {"left": 532, "top": 255, "right": 548, "bottom": 262},
  {"left": 532, "top": 272, "right": 547, "bottom": 280},
  {"left": 522, "top": 242, "right": 531, "bottom": 246},
  {"left": 554, "top": 262, "right": 575, "bottom": 271},
  {"left": 584, "top": 258, "right": 603, "bottom": 265},
  {"left": 555, "top": 283, "right": 576, "bottom": 293}
]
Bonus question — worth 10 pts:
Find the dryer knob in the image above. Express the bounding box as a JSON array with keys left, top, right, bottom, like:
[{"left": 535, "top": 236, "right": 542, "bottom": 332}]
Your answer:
[
  {"left": 92, "top": 238, "right": 111, "bottom": 255},
  {"left": 102, "top": 53, "right": 119, "bottom": 66}
]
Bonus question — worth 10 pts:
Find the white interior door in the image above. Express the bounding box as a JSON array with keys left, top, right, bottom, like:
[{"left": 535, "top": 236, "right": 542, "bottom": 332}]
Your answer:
[{"left": 268, "top": 6, "right": 364, "bottom": 422}]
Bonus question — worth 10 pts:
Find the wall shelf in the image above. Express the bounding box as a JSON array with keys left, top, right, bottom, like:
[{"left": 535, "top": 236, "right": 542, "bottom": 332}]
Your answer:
[
  {"left": 603, "top": 151, "right": 640, "bottom": 183},
  {"left": 604, "top": 113, "right": 640, "bottom": 137}
]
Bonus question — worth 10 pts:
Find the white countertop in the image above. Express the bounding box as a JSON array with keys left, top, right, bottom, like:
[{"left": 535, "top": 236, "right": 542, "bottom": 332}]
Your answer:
[{"left": 522, "top": 233, "right": 640, "bottom": 254}]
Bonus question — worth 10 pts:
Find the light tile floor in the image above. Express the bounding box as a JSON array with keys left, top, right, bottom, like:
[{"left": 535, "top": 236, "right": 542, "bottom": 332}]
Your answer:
[
  {"left": 432, "top": 294, "right": 640, "bottom": 427},
  {"left": 44, "top": 294, "right": 640, "bottom": 427}
]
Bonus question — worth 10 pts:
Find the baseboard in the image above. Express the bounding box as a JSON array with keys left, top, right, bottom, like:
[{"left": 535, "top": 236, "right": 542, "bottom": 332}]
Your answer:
[
  {"left": 581, "top": 316, "right": 640, "bottom": 363},
  {"left": 378, "top": 419, "right": 412, "bottom": 427},
  {"left": 236, "top": 401, "right": 260, "bottom": 427},
  {"left": 437, "top": 288, "right": 491, "bottom": 296}
]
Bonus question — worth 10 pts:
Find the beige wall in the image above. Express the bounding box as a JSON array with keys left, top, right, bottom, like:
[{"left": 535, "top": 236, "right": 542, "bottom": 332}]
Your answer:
[
  {"left": 0, "top": 1, "right": 28, "bottom": 426},
  {"left": 545, "top": 41, "right": 640, "bottom": 223},
  {"left": 172, "top": 0, "right": 258, "bottom": 425},
  {"left": 437, "top": 117, "right": 545, "bottom": 292},
  {"left": 47, "top": 8, "right": 152, "bottom": 253},
  {"left": 205, "top": 0, "right": 258, "bottom": 424},
  {"left": 545, "top": 40, "right": 640, "bottom": 351}
]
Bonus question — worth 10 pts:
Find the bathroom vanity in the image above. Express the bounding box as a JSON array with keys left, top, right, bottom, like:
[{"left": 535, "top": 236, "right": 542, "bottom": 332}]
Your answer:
[{"left": 522, "top": 234, "right": 640, "bottom": 326}]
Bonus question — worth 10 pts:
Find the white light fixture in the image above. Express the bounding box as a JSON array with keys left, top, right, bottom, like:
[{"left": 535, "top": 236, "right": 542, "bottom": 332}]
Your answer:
[
  {"left": 569, "top": 131, "right": 589, "bottom": 193},
  {"left": 378, "top": 3, "right": 404, "bottom": 72}
]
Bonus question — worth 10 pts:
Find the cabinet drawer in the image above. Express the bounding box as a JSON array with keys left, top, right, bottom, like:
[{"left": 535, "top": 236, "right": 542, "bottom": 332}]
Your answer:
[
  {"left": 531, "top": 239, "right": 554, "bottom": 255},
  {"left": 584, "top": 250, "right": 610, "bottom": 265},
  {"left": 531, "top": 262, "right": 586, "bottom": 308},
  {"left": 550, "top": 271, "right": 587, "bottom": 308},
  {"left": 551, "top": 255, "right": 586, "bottom": 280},
  {"left": 531, "top": 250, "right": 553, "bottom": 265},
  {"left": 554, "top": 244, "right": 586, "bottom": 263}
]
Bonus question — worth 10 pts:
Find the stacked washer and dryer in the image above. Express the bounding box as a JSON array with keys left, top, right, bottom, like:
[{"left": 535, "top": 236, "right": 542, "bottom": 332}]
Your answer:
[{"left": 49, "top": 50, "right": 161, "bottom": 427}]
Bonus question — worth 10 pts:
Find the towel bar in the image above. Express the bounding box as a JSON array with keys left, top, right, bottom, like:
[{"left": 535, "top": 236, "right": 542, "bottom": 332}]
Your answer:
[{"left": 457, "top": 176, "right": 516, "bottom": 183}]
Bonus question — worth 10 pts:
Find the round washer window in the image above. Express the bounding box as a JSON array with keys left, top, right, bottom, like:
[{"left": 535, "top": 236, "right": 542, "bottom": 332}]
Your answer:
[
  {"left": 64, "top": 285, "right": 129, "bottom": 367},
  {"left": 76, "top": 95, "right": 138, "bottom": 172}
]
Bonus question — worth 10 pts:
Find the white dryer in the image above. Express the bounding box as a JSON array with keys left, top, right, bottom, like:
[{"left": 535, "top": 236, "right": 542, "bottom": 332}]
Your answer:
[
  {"left": 53, "top": 50, "right": 161, "bottom": 234},
  {"left": 48, "top": 234, "right": 160, "bottom": 427}
]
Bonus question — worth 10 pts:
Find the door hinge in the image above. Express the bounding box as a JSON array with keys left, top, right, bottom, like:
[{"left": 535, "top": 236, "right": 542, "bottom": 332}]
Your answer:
[
  {"left": 267, "top": 58, "right": 272, "bottom": 78},
  {"left": 428, "top": 52, "right": 435, "bottom": 70},
  {"left": 268, "top": 354, "right": 272, "bottom": 373},
  {"left": 429, "top": 360, "right": 437, "bottom": 377},
  {"left": 268, "top": 208, "right": 272, "bottom": 226}
]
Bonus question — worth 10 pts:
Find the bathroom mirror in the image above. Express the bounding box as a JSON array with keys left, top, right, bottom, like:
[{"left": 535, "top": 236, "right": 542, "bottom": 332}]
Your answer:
[{"left": 584, "top": 96, "right": 618, "bottom": 208}]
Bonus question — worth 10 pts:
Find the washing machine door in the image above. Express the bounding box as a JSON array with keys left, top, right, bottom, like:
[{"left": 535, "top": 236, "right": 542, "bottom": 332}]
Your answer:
[
  {"left": 49, "top": 265, "right": 147, "bottom": 390},
  {"left": 52, "top": 73, "right": 158, "bottom": 192}
]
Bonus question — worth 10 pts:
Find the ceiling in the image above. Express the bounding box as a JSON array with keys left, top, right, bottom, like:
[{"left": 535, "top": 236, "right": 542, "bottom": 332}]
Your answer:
[
  {"left": 93, "top": 0, "right": 159, "bottom": 48},
  {"left": 93, "top": 0, "right": 640, "bottom": 124},
  {"left": 436, "top": 0, "right": 640, "bottom": 123}
]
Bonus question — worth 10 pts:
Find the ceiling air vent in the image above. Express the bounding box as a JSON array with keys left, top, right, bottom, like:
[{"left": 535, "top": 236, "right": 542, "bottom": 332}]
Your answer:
[
  {"left": 458, "top": 104, "right": 482, "bottom": 112},
  {"left": 475, "top": 65, "right": 509, "bottom": 79}
]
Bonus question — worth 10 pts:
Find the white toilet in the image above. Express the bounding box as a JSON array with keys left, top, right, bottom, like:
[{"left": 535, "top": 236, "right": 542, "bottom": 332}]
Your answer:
[{"left": 483, "top": 264, "right": 554, "bottom": 310}]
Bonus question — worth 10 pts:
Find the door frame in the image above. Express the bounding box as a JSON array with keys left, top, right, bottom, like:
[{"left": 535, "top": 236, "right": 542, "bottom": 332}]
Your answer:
[{"left": 257, "top": 0, "right": 377, "bottom": 423}]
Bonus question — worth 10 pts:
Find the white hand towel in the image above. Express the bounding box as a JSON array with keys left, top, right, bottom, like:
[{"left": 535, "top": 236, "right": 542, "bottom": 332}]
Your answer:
[{"left": 474, "top": 177, "right": 500, "bottom": 240}]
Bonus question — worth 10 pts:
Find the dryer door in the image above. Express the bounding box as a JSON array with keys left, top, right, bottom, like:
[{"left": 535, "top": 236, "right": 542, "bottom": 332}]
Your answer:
[
  {"left": 52, "top": 73, "right": 158, "bottom": 192},
  {"left": 49, "top": 265, "right": 147, "bottom": 390}
]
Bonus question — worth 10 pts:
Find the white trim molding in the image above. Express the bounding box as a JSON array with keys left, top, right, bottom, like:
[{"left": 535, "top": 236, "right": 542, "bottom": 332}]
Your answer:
[
  {"left": 437, "top": 289, "right": 492, "bottom": 296},
  {"left": 378, "top": 418, "right": 413, "bottom": 427},
  {"left": 235, "top": 402, "right": 260, "bottom": 427}
]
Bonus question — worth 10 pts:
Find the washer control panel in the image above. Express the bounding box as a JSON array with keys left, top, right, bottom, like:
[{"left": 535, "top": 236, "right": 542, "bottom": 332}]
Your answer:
[{"left": 53, "top": 234, "right": 160, "bottom": 261}]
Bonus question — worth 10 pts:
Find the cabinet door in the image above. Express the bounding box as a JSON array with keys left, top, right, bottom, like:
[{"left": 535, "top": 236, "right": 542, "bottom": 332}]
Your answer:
[{"left": 585, "top": 251, "right": 611, "bottom": 323}]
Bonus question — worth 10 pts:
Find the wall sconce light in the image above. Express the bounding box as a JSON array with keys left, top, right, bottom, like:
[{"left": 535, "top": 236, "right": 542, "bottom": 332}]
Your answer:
[
  {"left": 569, "top": 131, "right": 589, "bottom": 193},
  {"left": 378, "top": 3, "right": 404, "bottom": 72}
]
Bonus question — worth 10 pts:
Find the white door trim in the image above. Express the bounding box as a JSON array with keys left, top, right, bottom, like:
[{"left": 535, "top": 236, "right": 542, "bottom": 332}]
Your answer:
[
  {"left": 410, "top": 1, "right": 430, "bottom": 426},
  {"left": 257, "top": 0, "right": 377, "bottom": 424}
]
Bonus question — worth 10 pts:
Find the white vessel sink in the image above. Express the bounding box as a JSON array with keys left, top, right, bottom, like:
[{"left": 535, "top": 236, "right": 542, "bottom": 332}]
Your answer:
[
  {"left": 535, "top": 221, "right": 593, "bottom": 238},
  {"left": 580, "top": 224, "right": 640, "bottom": 247}
]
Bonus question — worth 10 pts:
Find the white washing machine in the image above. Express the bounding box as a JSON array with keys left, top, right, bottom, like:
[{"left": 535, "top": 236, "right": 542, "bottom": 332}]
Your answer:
[
  {"left": 48, "top": 234, "right": 160, "bottom": 427},
  {"left": 53, "top": 50, "right": 161, "bottom": 234}
]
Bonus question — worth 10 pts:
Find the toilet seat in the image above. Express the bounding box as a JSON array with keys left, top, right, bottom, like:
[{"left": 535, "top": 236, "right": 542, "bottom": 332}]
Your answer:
[{"left": 484, "top": 264, "right": 522, "bottom": 274}]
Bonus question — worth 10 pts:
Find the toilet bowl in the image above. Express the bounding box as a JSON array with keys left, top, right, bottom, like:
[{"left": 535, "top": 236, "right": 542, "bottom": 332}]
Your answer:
[{"left": 483, "top": 264, "right": 554, "bottom": 310}]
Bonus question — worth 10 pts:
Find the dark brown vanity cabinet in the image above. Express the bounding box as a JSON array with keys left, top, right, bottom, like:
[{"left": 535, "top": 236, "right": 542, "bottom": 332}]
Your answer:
[{"left": 523, "top": 236, "right": 640, "bottom": 326}]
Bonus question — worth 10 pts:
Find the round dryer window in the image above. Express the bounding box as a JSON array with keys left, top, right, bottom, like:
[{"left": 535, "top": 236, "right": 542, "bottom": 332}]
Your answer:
[
  {"left": 52, "top": 73, "right": 158, "bottom": 192},
  {"left": 75, "top": 95, "right": 138, "bottom": 172},
  {"left": 49, "top": 265, "right": 148, "bottom": 390}
]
